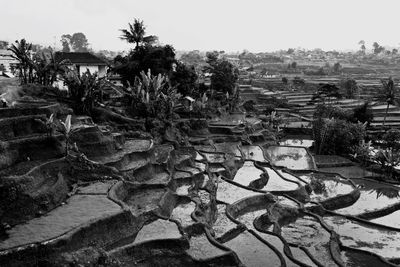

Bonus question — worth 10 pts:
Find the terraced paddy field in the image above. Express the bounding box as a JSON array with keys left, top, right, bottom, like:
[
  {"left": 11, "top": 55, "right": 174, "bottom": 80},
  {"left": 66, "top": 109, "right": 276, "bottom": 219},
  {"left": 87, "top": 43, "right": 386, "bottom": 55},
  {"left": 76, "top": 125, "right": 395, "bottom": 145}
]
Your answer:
[{"left": 1, "top": 103, "right": 400, "bottom": 267}]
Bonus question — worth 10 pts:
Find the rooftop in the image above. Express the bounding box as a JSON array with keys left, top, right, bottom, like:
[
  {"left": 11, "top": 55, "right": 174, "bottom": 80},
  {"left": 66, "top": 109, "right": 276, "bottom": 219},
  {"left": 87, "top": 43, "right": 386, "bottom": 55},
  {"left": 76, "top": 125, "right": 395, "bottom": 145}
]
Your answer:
[{"left": 54, "top": 52, "right": 107, "bottom": 65}]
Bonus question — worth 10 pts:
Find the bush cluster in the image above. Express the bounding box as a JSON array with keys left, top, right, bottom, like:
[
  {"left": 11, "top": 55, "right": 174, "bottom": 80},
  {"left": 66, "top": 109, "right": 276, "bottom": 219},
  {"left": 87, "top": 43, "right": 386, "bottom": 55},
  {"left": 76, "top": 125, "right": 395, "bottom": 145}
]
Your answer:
[{"left": 313, "top": 117, "right": 366, "bottom": 155}]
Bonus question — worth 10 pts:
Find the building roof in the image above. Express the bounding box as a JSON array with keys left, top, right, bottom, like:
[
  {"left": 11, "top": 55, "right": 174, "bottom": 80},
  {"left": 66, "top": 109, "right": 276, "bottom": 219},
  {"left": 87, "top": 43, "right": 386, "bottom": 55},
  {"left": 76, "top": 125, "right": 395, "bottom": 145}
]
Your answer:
[
  {"left": 54, "top": 52, "right": 107, "bottom": 66},
  {"left": 0, "top": 49, "right": 13, "bottom": 57}
]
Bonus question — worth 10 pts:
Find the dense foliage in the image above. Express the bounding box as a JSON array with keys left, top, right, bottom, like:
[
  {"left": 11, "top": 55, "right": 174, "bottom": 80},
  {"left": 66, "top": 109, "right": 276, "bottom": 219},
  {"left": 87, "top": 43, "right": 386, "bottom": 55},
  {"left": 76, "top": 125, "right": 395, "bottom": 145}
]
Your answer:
[
  {"left": 8, "top": 39, "right": 69, "bottom": 85},
  {"left": 170, "top": 62, "right": 198, "bottom": 96},
  {"left": 313, "top": 117, "right": 366, "bottom": 155},
  {"left": 340, "top": 78, "right": 359, "bottom": 98},
  {"left": 60, "top": 33, "right": 90, "bottom": 52},
  {"left": 204, "top": 51, "right": 238, "bottom": 94},
  {"left": 313, "top": 104, "right": 369, "bottom": 155},
  {"left": 114, "top": 44, "right": 176, "bottom": 86},
  {"left": 313, "top": 103, "right": 373, "bottom": 125},
  {"left": 125, "top": 69, "right": 180, "bottom": 120},
  {"left": 63, "top": 70, "right": 103, "bottom": 115},
  {"left": 119, "top": 19, "right": 158, "bottom": 49},
  {"left": 310, "top": 84, "right": 342, "bottom": 103}
]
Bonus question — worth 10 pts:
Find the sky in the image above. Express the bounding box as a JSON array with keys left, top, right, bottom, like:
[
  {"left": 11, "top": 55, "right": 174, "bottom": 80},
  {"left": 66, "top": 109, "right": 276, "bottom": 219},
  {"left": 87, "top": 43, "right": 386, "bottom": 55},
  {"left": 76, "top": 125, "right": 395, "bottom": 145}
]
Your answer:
[{"left": 1, "top": 0, "right": 399, "bottom": 53}]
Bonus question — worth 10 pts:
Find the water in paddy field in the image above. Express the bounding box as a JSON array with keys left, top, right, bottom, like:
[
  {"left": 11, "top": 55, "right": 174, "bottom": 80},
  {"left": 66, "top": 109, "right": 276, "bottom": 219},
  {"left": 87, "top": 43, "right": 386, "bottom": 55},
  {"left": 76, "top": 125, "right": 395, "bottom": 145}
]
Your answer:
[
  {"left": 264, "top": 145, "right": 315, "bottom": 170},
  {"left": 335, "top": 178, "right": 400, "bottom": 215},
  {"left": 262, "top": 167, "right": 299, "bottom": 191},
  {"left": 240, "top": 145, "right": 266, "bottom": 162},
  {"left": 325, "top": 215, "right": 400, "bottom": 259},
  {"left": 370, "top": 209, "right": 400, "bottom": 229},
  {"left": 232, "top": 161, "right": 263, "bottom": 187},
  {"left": 279, "top": 138, "right": 314, "bottom": 148},
  {"left": 299, "top": 172, "right": 354, "bottom": 202}
]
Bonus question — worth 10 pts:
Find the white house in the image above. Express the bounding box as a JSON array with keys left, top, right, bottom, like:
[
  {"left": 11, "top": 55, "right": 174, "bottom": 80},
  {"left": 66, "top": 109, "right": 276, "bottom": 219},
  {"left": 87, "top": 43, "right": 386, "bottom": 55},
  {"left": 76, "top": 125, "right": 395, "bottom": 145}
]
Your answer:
[
  {"left": 54, "top": 52, "right": 108, "bottom": 77},
  {"left": 0, "top": 49, "right": 18, "bottom": 73}
]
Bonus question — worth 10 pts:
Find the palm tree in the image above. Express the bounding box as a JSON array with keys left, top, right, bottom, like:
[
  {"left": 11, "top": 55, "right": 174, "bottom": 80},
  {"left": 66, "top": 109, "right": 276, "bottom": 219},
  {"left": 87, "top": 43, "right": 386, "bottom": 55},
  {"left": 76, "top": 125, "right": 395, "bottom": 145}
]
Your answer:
[
  {"left": 47, "top": 53, "right": 70, "bottom": 85},
  {"left": 119, "top": 19, "right": 158, "bottom": 49},
  {"left": 8, "top": 39, "right": 33, "bottom": 84},
  {"left": 32, "top": 52, "right": 70, "bottom": 86},
  {"left": 379, "top": 77, "right": 398, "bottom": 127}
]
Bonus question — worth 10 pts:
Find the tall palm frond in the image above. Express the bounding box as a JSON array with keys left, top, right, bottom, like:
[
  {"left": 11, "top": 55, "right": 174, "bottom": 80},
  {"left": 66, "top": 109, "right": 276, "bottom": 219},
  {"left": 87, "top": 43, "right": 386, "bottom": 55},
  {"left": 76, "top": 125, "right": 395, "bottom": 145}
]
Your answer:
[
  {"left": 119, "top": 19, "right": 158, "bottom": 49},
  {"left": 8, "top": 39, "right": 34, "bottom": 83},
  {"left": 378, "top": 78, "right": 398, "bottom": 127}
]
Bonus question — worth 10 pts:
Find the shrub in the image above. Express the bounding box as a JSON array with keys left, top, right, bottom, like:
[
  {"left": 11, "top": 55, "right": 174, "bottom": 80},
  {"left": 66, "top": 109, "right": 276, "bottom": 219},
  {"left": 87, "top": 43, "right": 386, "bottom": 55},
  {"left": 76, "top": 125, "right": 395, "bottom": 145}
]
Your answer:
[
  {"left": 314, "top": 103, "right": 373, "bottom": 125},
  {"left": 374, "top": 148, "right": 400, "bottom": 178},
  {"left": 63, "top": 70, "right": 102, "bottom": 115},
  {"left": 382, "top": 129, "right": 400, "bottom": 150},
  {"left": 313, "top": 118, "right": 366, "bottom": 155},
  {"left": 351, "top": 102, "right": 373, "bottom": 125},
  {"left": 243, "top": 100, "right": 256, "bottom": 112},
  {"left": 314, "top": 104, "right": 351, "bottom": 120},
  {"left": 352, "top": 140, "right": 373, "bottom": 165},
  {"left": 341, "top": 78, "right": 359, "bottom": 98},
  {"left": 262, "top": 97, "right": 291, "bottom": 114},
  {"left": 126, "top": 69, "right": 180, "bottom": 120}
]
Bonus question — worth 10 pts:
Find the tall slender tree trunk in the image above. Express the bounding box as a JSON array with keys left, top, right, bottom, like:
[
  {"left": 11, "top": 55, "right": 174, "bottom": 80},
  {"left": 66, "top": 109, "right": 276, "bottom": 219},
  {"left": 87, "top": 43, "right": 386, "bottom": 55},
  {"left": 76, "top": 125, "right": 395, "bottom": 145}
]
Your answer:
[
  {"left": 23, "top": 67, "right": 27, "bottom": 84},
  {"left": 383, "top": 101, "right": 390, "bottom": 127}
]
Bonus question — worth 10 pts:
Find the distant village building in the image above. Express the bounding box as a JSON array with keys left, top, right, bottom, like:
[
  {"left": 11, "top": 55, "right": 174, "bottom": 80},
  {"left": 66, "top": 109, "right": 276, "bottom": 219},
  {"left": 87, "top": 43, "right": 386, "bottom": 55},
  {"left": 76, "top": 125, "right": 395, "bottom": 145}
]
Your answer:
[
  {"left": 0, "top": 49, "right": 18, "bottom": 73},
  {"left": 54, "top": 52, "right": 108, "bottom": 77}
]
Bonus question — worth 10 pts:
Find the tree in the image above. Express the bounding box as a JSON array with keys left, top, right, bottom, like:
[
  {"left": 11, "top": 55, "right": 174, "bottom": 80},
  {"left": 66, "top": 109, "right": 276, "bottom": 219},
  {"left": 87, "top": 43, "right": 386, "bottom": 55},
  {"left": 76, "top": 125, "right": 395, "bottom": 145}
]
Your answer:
[
  {"left": 120, "top": 19, "right": 158, "bottom": 49},
  {"left": 180, "top": 50, "right": 205, "bottom": 69},
  {"left": 287, "top": 48, "right": 295, "bottom": 54},
  {"left": 204, "top": 51, "right": 238, "bottom": 94},
  {"left": 60, "top": 34, "right": 71, "bottom": 52},
  {"left": 114, "top": 44, "right": 176, "bottom": 86},
  {"left": 341, "top": 78, "right": 358, "bottom": 98},
  {"left": 70, "top": 33, "right": 89, "bottom": 52},
  {"left": 379, "top": 77, "right": 398, "bottom": 127},
  {"left": 392, "top": 49, "right": 398, "bottom": 55},
  {"left": 170, "top": 62, "right": 198, "bottom": 97},
  {"left": 291, "top": 61, "right": 297, "bottom": 69},
  {"left": 373, "top": 42, "right": 385, "bottom": 54},
  {"left": 0, "top": 41, "right": 8, "bottom": 49},
  {"left": 8, "top": 39, "right": 34, "bottom": 84},
  {"left": 358, "top": 40, "right": 366, "bottom": 54},
  {"left": 333, "top": 62, "right": 342, "bottom": 73},
  {"left": 60, "top": 33, "right": 89, "bottom": 52}
]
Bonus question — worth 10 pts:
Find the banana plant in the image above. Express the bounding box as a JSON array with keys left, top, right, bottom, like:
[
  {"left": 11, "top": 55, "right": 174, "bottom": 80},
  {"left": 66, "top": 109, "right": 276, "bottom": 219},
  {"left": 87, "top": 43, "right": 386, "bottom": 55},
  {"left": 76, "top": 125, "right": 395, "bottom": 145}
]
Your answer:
[
  {"left": 201, "top": 93, "right": 208, "bottom": 109},
  {"left": 374, "top": 148, "right": 400, "bottom": 178},
  {"left": 58, "top": 115, "right": 73, "bottom": 156},
  {"left": 45, "top": 113, "right": 55, "bottom": 137}
]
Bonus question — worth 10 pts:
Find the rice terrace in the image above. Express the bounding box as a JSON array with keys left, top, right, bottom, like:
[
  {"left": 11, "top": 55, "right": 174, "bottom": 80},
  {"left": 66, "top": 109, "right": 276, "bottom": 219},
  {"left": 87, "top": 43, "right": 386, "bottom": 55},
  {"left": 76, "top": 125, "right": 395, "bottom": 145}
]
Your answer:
[{"left": 1, "top": 0, "right": 400, "bottom": 266}]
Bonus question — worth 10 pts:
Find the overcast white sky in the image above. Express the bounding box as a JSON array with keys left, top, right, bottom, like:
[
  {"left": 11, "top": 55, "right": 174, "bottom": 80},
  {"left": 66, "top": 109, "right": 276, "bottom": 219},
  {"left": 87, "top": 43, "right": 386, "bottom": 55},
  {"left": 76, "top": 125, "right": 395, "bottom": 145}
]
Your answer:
[{"left": 1, "top": 0, "right": 399, "bottom": 52}]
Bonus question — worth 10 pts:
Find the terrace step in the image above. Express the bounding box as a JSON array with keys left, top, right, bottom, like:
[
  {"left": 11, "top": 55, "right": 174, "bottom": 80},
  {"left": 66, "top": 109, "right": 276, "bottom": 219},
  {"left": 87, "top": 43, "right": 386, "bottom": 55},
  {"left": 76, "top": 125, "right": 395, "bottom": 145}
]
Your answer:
[
  {"left": 0, "top": 194, "right": 122, "bottom": 251},
  {"left": 372, "top": 117, "right": 400, "bottom": 123},
  {"left": 0, "top": 114, "right": 47, "bottom": 141},
  {"left": 91, "top": 139, "right": 153, "bottom": 172}
]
